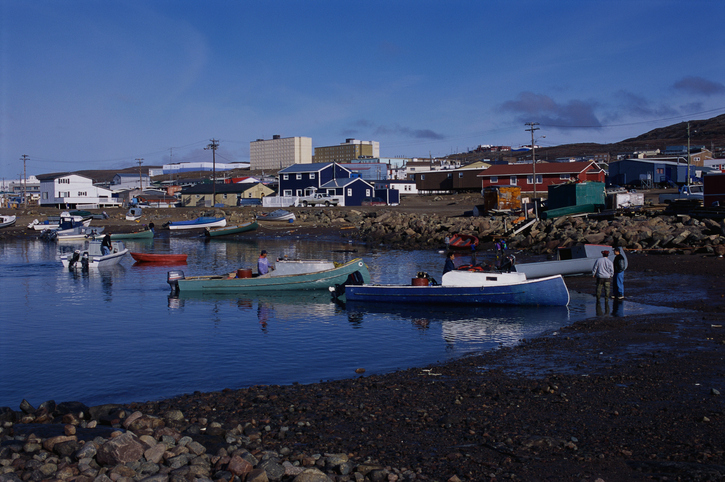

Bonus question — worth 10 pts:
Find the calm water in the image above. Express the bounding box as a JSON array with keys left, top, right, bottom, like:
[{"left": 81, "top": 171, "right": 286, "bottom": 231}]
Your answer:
[{"left": 0, "top": 233, "right": 674, "bottom": 409}]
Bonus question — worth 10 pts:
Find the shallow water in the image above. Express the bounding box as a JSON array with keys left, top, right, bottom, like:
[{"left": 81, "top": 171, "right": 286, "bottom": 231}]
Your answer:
[{"left": 0, "top": 235, "right": 677, "bottom": 409}]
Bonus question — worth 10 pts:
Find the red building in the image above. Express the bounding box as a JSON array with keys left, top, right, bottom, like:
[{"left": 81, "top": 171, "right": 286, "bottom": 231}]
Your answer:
[{"left": 476, "top": 161, "right": 605, "bottom": 192}]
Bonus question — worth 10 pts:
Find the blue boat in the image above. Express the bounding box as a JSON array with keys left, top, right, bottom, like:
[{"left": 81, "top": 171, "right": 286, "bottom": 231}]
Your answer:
[
  {"left": 168, "top": 216, "right": 226, "bottom": 231},
  {"left": 343, "top": 271, "right": 570, "bottom": 306}
]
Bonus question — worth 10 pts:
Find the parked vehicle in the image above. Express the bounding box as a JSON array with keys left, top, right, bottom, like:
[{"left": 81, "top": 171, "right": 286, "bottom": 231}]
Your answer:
[
  {"left": 299, "top": 193, "right": 340, "bottom": 207},
  {"left": 659, "top": 184, "right": 704, "bottom": 204}
]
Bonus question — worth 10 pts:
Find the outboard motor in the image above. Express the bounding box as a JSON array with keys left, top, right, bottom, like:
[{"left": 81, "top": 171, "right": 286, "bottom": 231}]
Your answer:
[
  {"left": 500, "top": 254, "right": 516, "bottom": 273},
  {"left": 167, "top": 270, "right": 185, "bottom": 293},
  {"left": 81, "top": 252, "right": 90, "bottom": 272},
  {"left": 68, "top": 250, "right": 81, "bottom": 271}
]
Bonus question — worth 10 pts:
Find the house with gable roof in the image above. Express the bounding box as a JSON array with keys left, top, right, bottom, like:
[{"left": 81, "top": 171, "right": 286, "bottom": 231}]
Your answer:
[
  {"left": 277, "top": 162, "right": 376, "bottom": 206},
  {"left": 476, "top": 161, "right": 605, "bottom": 193}
]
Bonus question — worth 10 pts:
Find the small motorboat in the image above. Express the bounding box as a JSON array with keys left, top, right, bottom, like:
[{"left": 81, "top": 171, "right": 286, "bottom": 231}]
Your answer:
[
  {"left": 131, "top": 252, "right": 188, "bottom": 264},
  {"left": 512, "top": 244, "right": 616, "bottom": 279},
  {"left": 125, "top": 207, "right": 143, "bottom": 221},
  {"left": 51, "top": 226, "right": 105, "bottom": 241},
  {"left": 111, "top": 224, "right": 155, "bottom": 240},
  {"left": 448, "top": 233, "right": 479, "bottom": 250},
  {"left": 168, "top": 216, "right": 226, "bottom": 231},
  {"left": 28, "top": 212, "right": 91, "bottom": 231},
  {"left": 256, "top": 210, "right": 296, "bottom": 222},
  {"left": 60, "top": 240, "right": 128, "bottom": 270},
  {"left": 0, "top": 215, "right": 16, "bottom": 228},
  {"left": 205, "top": 220, "right": 258, "bottom": 237},
  {"left": 339, "top": 270, "right": 570, "bottom": 307}
]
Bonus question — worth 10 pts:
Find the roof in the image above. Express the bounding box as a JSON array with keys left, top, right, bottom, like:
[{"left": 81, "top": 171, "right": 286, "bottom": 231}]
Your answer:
[
  {"left": 181, "top": 182, "right": 266, "bottom": 195},
  {"left": 477, "top": 161, "right": 601, "bottom": 177},
  {"left": 36, "top": 172, "right": 92, "bottom": 181},
  {"left": 321, "top": 177, "right": 373, "bottom": 189},
  {"left": 280, "top": 163, "right": 340, "bottom": 174}
]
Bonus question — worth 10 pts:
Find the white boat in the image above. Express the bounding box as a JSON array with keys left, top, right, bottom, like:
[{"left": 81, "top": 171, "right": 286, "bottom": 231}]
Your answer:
[
  {"left": 46, "top": 226, "right": 105, "bottom": 241},
  {"left": 257, "top": 210, "right": 296, "bottom": 222},
  {"left": 0, "top": 215, "right": 16, "bottom": 228},
  {"left": 125, "top": 207, "right": 143, "bottom": 221},
  {"left": 168, "top": 216, "right": 226, "bottom": 231},
  {"left": 61, "top": 239, "right": 128, "bottom": 270},
  {"left": 28, "top": 212, "right": 92, "bottom": 231},
  {"left": 511, "top": 244, "right": 615, "bottom": 279}
]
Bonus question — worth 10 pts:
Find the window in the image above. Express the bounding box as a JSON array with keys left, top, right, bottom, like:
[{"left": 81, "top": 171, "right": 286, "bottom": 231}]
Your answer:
[
  {"left": 656, "top": 168, "right": 664, "bottom": 174},
  {"left": 282, "top": 174, "right": 289, "bottom": 180},
  {"left": 347, "top": 188, "right": 352, "bottom": 196},
  {"left": 42, "top": 192, "right": 48, "bottom": 199},
  {"left": 296, "top": 174, "right": 302, "bottom": 180},
  {"left": 447, "top": 173, "right": 452, "bottom": 178},
  {"left": 77, "top": 191, "right": 87, "bottom": 196},
  {"left": 527, "top": 175, "right": 542, "bottom": 184},
  {"left": 421, "top": 174, "right": 426, "bottom": 180},
  {"left": 490, "top": 176, "right": 498, "bottom": 183},
  {"left": 283, "top": 190, "right": 292, "bottom": 196},
  {"left": 296, "top": 189, "right": 302, "bottom": 196},
  {"left": 510, "top": 176, "right": 517, "bottom": 185},
  {"left": 59, "top": 191, "right": 69, "bottom": 197},
  {"left": 559, "top": 174, "right": 570, "bottom": 180},
  {"left": 536, "top": 174, "right": 542, "bottom": 184},
  {"left": 459, "top": 172, "right": 464, "bottom": 178},
  {"left": 223, "top": 194, "right": 227, "bottom": 199},
  {"left": 310, "top": 173, "right": 316, "bottom": 179},
  {"left": 365, "top": 189, "right": 371, "bottom": 196}
]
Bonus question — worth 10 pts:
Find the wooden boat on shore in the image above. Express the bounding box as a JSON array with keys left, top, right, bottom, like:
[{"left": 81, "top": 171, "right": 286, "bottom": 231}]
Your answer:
[
  {"left": 448, "top": 233, "right": 479, "bottom": 250},
  {"left": 168, "top": 258, "right": 370, "bottom": 293},
  {"left": 60, "top": 240, "right": 128, "bottom": 270},
  {"left": 168, "top": 216, "right": 226, "bottom": 231},
  {"left": 512, "top": 244, "right": 616, "bottom": 279},
  {"left": 340, "top": 270, "right": 569, "bottom": 306},
  {"left": 256, "top": 210, "right": 295, "bottom": 222},
  {"left": 0, "top": 215, "right": 16, "bottom": 228},
  {"left": 131, "top": 252, "right": 188, "bottom": 264},
  {"left": 111, "top": 225, "right": 155, "bottom": 240},
  {"left": 205, "top": 220, "right": 258, "bottom": 237}
]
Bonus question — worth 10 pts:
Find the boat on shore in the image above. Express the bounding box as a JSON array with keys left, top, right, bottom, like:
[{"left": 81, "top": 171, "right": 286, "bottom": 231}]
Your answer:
[
  {"left": 0, "top": 215, "right": 16, "bottom": 228},
  {"left": 339, "top": 270, "right": 569, "bottom": 306},
  {"left": 60, "top": 239, "right": 128, "bottom": 270},
  {"left": 448, "top": 233, "right": 479, "bottom": 250},
  {"left": 205, "top": 220, "right": 258, "bottom": 237},
  {"left": 512, "top": 244, "right": 615, "bottom": 279},
  {"left": 28, "top": 212, "right": 92, "bottom": 231},
  {"left": 256, "top": 210, "right": 295, "bottom": 222},
  {"left": 168, "top": 258, "right": 370, "bottom": 293},
  {"left": 168, "top": 216, "right": 226, "bottom": 231},
  {"left": 125, "top": 207, "right": 143, "bottom": 221},
  {"left": 110, "top": 224, "right": 155, "bottom": 240},
  {"left": 131, "top": 252, "right": 188, "bottom": 264}
]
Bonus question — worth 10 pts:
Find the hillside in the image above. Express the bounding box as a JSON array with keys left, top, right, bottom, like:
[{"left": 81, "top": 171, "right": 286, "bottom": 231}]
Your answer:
[{"left": 448, "top": 113, "right": 725, "bottom": 164}]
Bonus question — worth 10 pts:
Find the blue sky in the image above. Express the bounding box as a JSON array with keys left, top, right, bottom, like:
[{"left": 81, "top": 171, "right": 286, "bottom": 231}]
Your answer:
[{"left": 2, "top": 0, "right": 725, "bottom": 180}]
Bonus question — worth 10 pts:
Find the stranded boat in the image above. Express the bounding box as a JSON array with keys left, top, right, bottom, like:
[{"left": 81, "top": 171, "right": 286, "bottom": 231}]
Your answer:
[
  {"left": 205, "top": 220, "right": 258, "bottom": 237},
  {"left": 168, "top": 216, "right": 226, "bottom": 231},
  {"left": 511, "top": 244, "right": 616, "bottom": 279},
  {"left": 256, "top": 210, "right": 295, "bottom": 222}
]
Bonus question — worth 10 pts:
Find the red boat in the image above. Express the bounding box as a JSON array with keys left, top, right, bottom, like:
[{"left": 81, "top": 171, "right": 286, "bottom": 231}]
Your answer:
[
  {"left": 130, "top": 252, "right": 188, "bottom": 264},
  {"left": 448, "top": 233, "right": 479, "bottom": 250}
]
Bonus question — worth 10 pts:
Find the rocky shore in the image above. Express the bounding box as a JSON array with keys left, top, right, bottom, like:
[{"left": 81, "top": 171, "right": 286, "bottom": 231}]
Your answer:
[{"left": 1, "top": 198, "right": 725, "bottom": 481}]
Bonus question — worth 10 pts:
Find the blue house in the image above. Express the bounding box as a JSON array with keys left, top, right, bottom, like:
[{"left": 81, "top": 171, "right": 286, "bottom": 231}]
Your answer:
[
  {"left": 320, "top": 177, "right": 376, "bottom": 206},
  {"left": 608, "top": 159, "right": 689, "bottom": 187},
  {"left": 278, "top": 163, "right": 352, "bottom": 196}
]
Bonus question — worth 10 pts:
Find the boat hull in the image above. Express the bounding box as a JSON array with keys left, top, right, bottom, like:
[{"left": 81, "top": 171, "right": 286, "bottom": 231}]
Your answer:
[
  {"left": 345, "top": 274, "right": 569, "bottom": 306},
  {"left": 176, "top": 259, "right": 370, "bottom": 293},
  {"left": 0, "top": 215, "right": 16, "bottom": 228},
  {"left": 60, "top": 241, "right": 128, "bottom": 269},
  {"left": 131, "top": 253, "right": 188, "bottom": 263},
  {"left": 513, "top": 244, "right": 614, "bottom": 279},
  {"left": 205, "top": 221, "right": 258, "bottom": 237},
  {"left": 169, "top": 217, "right": 226, "bottom": 230},
  {"left": 111, "top": 229, "right": 154, "bottom": 240},
  {"left": 257, "top": 210, "right": 295, "bottom": 222}
]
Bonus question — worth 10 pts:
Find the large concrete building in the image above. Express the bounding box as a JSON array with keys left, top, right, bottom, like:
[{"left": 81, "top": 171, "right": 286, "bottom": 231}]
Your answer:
[
  {"left": 250, "top": 135, "right": 312, "bottom": 170},
  {"left": 314, "top": 138, "right": 379, "bottom": 163}
]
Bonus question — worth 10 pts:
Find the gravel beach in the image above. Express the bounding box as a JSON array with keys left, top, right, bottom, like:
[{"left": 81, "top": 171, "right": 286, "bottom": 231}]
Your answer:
[{"left": 1, "top": 199, "right": 724, "bottom": 481}]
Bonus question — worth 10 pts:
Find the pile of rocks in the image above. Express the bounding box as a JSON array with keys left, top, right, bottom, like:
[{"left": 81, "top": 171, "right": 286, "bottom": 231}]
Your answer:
[
  {"left": 0, "top": 400, "right": 393, "bottom": 482},
  {"left": 298, "top": 208, "right": 725, "bottom": 255}
]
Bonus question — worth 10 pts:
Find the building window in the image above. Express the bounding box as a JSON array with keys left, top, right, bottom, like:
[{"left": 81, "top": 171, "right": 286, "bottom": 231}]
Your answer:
[
  {"left": 656, "top": 168, "right": 664, "bottom": 174},
  {"left": 421, "top": 174, "right": 425, "bottom": 180},
  {"left": 283, "top": 190, "right": 292, "bottom": 196},
  {"left": 347, "top": 188, "right": 352, "bottom": 196},
  {"left": 296, "top": 189, "right": 302, "bottom": 196},
  {"left": 447, "top": 173, "right": 452, "bottom": 178},
  {"left": 296, "top": 174, "right": 302, "bottom": 180},
  {"left": 77, "top": 191, "right": 87, "bottom": 196},
  {"left": 510, "top": 176, "right": 517, "bottom": 185},
  {"left": 459, "top": 172, "right": 464, "bottom": 178},
  {"left": 59, "top": 191, "right": 69, "bottom": 197},
  {"left": 310, "top": 173, "right": 316, "bottom": 179},
  {"left": 490, "top": 176, "right": 498, "bottom": 183},
  {"left": 559, "top": 174, "right": 570, "bottom": 180},
  {"left": 282, "top": 174, "right": 289, "bottom": 180},
  {"left": 527, "top": 175, "right": 542, "bottom": 184},
  {"left": 365, "top": 189, "right": 371, "bottom": 196}
]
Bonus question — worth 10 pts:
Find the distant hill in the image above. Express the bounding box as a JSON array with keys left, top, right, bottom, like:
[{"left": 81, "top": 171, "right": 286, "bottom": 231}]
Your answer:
[{"left": 448, "top": 113, "right": 725, "bottom": 164}]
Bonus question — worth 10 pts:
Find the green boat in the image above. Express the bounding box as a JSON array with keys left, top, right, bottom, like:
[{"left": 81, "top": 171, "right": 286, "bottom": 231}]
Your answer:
[
  {"left": 205, "top": 220, "right": 258, "bottom": 237},
  {"left": 110, "top": 228, "right": 154, "bottom": 240},
  {"left": 168, "top": 258, "right": 370, "bottom": 293}
]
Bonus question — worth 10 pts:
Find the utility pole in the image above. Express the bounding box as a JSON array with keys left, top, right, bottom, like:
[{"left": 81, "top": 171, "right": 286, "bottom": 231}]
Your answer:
[
  {"left": 205, "top": 139, "right": 219, "bottom": 206},
  {"left": 136, "top": 158, "right": 144, "bottom": 190},
  {"left": 686, "top": 122, "right": 691, "bottom": 189},
  {"left": 524, "top": 123, "right": 539, "bottom": 217},
  {"left": 20, "top": 155, "right": 29, "bottom": 208}
]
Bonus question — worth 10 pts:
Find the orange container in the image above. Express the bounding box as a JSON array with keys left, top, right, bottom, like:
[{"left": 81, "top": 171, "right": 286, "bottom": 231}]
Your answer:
[
  {"left": 412, "top": 277, "right": 429, "bottom": 286},
  {"left": 237, "top": 269, "right": 253, "bottom": 279}
]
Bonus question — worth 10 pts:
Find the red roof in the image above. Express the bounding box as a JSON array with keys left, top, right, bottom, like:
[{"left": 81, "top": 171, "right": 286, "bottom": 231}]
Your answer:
[{"left": 477, "top": 161, "right": 602, "bottom": 177}]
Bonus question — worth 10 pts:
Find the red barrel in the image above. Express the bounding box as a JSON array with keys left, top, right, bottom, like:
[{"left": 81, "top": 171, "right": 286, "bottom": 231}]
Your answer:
[
  {"left": 237, "top": 268, "right": 253, "bottom": 278},
  {"left": 412, "top": 277, "right": 429, "bottom": 286}
]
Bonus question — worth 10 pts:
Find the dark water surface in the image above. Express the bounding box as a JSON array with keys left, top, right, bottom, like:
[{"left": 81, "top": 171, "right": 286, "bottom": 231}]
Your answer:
[{"left": 0, "top": 235, "right": 676, "bottom": 409}]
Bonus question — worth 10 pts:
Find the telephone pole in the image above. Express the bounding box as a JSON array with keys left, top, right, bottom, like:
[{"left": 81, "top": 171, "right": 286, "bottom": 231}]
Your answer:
[
  {"left": 20, "top": 155, "right": 29, "bottom": 208},
  {"left": 524, "top": 123, "right": 540, "bottom": 217},
  {"left": 205, "top": 139, "right": 219, "bottom": 206},
  {"left": 135, "top": 158, "right": 144, "bottom": 190},
  {"left": 686, "top": 122, "right": 691, "bottom": 189}
]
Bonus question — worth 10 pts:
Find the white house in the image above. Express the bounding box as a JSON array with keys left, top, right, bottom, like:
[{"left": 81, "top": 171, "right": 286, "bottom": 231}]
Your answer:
[
  {"left": 37, "top": 173, "right": 120, "bottom": 208},
  {"left": 111, "top": 173, "right": 150, "bottom": 191}
]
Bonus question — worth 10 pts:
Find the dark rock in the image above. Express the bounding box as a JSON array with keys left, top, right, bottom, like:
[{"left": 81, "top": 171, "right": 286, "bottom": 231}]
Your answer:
[{"left": 96, "top": 432, "right": 144, "bottom": 465}]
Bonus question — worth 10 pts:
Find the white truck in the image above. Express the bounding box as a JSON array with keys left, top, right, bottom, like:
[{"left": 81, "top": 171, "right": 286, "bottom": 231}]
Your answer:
[
  {"left": 298, "top": 192, "right": 340, "bottom": 207},
  {"left": 658, "top": 184, "right": 704, "bottom": 204}
]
